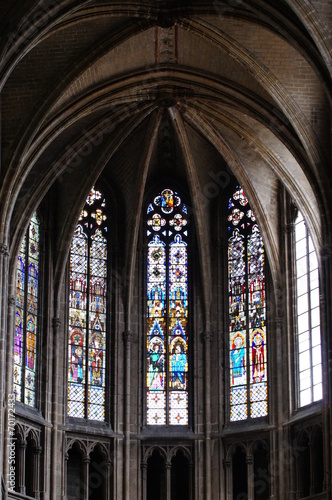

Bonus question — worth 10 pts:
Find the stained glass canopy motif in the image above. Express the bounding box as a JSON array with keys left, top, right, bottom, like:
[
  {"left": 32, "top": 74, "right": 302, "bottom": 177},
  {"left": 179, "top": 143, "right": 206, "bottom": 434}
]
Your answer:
[
  {"left": 147, "top": 189, "right": 189, "bottom": 426},
  {"left": 228, "top": 186, "right": 267, "bottom": 421},
  {"left": 68, "top": 187, "right": 108, "bottom": 421}
]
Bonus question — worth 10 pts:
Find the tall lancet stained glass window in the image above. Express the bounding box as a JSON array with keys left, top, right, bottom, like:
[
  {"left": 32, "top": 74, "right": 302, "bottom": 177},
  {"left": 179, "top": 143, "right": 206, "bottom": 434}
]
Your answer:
[
  {"left": 68, "top": 187, "right": 108, "bottom": 421},
  {"left": 295, "top": 211, "right": 322, "bottom": 406},
  {"left": 228, "top": 186, "right": 267, "bottom": 421},
  {"left": 14, "top": 213, "right": 40, "bottom": 407},
  {"left": 146, "top": 189, "right": 189, "bottom": 426}
]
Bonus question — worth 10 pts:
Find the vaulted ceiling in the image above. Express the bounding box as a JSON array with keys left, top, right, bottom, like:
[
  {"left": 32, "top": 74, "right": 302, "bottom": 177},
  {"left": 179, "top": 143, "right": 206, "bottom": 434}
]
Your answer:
[{"left": 0, "top": 1, "right": 331, "bottom": 297}]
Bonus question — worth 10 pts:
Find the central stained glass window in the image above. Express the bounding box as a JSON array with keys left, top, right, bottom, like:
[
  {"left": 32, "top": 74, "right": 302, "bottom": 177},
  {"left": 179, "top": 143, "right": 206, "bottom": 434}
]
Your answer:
[
  {"left": 146, "top": 188, "right": 189, "bottom": 425},
  {"left": 228, "top": 186, "right": 267, "bottom": 421},
  {"left": 67, "top": 187, "right": 108, "bottom": 421}
]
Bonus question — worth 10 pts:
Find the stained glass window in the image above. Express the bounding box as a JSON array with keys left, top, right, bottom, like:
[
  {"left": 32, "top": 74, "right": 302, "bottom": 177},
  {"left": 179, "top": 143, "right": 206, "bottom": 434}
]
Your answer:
[
  {"left": 228, "top": 186, "right": 267, "bottom": 421},
  {"left": 14, "top": 213, "right": 40, "bottom": 407},
  {"left": 295, "top": 211, "right": 322, "bottom": 406},
  {"left": 68, "top": 187, "right": 108, "bottom": 421},
  {"left": 146, "top": 188, "right": 189, "bottom": 426}
]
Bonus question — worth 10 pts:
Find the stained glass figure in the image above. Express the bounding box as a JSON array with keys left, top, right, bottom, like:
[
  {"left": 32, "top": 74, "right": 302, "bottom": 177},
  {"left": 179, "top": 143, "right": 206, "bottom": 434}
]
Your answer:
[
  {"left": 14, "top": 213, "right": 40, "bottom": 407},
  {"left": 295, "top": 211, "right": 322, "bottom": 407},
  {"left": 147, "top": 189, "right": 188, "bottom": 426},
  {"left": 228, "top": 186, "right": 267, "bottom": 421},
  {"left": 68, "top": 187, "right": 108, "bottom": 421}
]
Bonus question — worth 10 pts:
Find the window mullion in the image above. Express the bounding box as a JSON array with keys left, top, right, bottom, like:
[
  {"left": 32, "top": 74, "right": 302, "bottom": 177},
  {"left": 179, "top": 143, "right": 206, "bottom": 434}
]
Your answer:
[
  {"left": 86, "top": 231, "right": 91, "bottom": 420},
  {"left": 306, "top": 230, "right": 314, "bottom": 404},
  {"left": 166, "top": 238, "right": 170, "bottom": 426},
  {"left": 245, "top": 230, "right": 250, "bottom": 420}
]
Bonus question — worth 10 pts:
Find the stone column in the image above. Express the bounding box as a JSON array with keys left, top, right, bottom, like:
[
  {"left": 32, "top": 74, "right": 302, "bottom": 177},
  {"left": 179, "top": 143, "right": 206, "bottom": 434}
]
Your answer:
[
  {"left": 3, "top": 294, "right": 15, "bottom": 499},
  {"left": 141, "top": 461, "right": 147, "bottom": 500},
  {"left": 165, "top": 460, "right": 172, "bottom": 500},
  {"left": 33, "top": 445, "right": 42, "bottom": 498},
  {"left": 104, "top": 459, "right": 112, "bottom": 500},
  {"left": 18, "top": 440, "right": 27, "bottom": 494},
  {"left": 223, "top": 458, "right": 231, "bottom": 499},
  {"left": 83, "top": 456, "right": 90, "bottom": 500},
  {"left": 51, "top": 317, "right": 61, "bottom": 499},
  {"left": 63, "top": 452, "right": 69, "bottom": 500},
  {"left": 246, "top": 454, "right": 254, "bottom": 500},
  {"left": 188, "top": 460, "right": 193, "bottom": 500},
  {"left": 123, "top": 330, "right": 134, "bottom": 500},
  {"left": 202, "top": 331, "right": 212, "bottom": 500},
  {"left": 0, "top": 243, "right": 9, "bottom": 497}
]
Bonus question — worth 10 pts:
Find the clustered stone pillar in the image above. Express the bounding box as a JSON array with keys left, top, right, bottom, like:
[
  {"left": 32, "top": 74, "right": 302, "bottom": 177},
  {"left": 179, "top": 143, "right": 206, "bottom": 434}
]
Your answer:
[
  {"left": 18, "top": 439, "right": 27, "bottom": 494},
  {"left": 223, "top": 458, "right": 231, "bottom": 499},
  {"left": 83, "top": 456, "right": 90, "bottom": 500},
  {"left": 123, "top": 330, "right": 134, "bottom": 500},
  {"left": 246, "top": 454, "right": 254, "bottom": 500},
  {"left": 202, "top": 331, "right": 212, "bottom": 500},
  {"left": 33, "top": 445, "right": 42, "bottom": 498}
]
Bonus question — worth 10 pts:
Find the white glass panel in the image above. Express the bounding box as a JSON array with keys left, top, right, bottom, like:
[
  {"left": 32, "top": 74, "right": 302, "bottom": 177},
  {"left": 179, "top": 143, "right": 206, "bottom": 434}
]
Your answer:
[
  {"left": 298, "top": 333, "right": 310, "bottom": 353},
  {"left": 296, "top": 256, "right": 307, "bottom": 277},
  {"left": 295, "top": 239, "right": 307, "bottom": 259},
  {"left": 295, "top": 220, "right": 306, "bottom": 241},
  {"left": 298, "top": 313, "right": 309, "bottom": 333},
  {"left": 299, "top": 350, "right": 310, "bottom": 371},
  {"left": 313, "top": 365, "right": 322, "bottom": 385},
  {"left": 309, "top": 251, "right": 318, "bottom": 271},
  {"left": 311, "top": 326, "right": 321, "bottom": 347},
  {"left": 297, "top": 294, "right": 308, "bottom": 315},
  {"left": 310, "top": 288, "right": 319, "bottom": 309},
  {"left": 310, "top": 269, "right": 319, "bottom": 290},
  {"left": 300, "top": 388, "right": 311, "bottom": 406},
  {"left": 299, "top": 369, "right": 311, "bottom": 390},
  {"left": 313, "top": 384, "right": 323, "bottom": 401},
  {"left": 311, "top": 307, "right": 320, "bottom": 328},
  {"left": 312, "top": 345, "right": 322, "bottom": 366},
  {"left": 297, "top": 275, "right": 308, "bottom": 295},
  {"left": 308, "top": 236, "right": 315, "bottom": 254}
]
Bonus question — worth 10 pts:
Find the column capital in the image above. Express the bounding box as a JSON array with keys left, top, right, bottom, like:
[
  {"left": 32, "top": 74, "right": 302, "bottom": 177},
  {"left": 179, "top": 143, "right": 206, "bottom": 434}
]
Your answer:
[
  {"left": 275, "top": 317, "right": 283, "bottom": 329},
  {"left": 223, "top": 458, "right": 231, "bottom": 469},
  {"left": 8, "top": 295, "right": 15, "bottom": 306},
  {"left": 122, "top": 330, "right": 136, "bottom": 343},
  {"left": 52, "top": 317, "right": 61, "bottom": 329},
  {"left": 0, "top": 243, "right": 9, "bottom": 256},
  {"left": 201, "top": 331, "right": 213, "bottom": 343},
  {"left": 246, "top": 454, "right": 253, "bottom": 465},
  {"left": 34, "top": 445, "right": 43, "bottom": 456}
]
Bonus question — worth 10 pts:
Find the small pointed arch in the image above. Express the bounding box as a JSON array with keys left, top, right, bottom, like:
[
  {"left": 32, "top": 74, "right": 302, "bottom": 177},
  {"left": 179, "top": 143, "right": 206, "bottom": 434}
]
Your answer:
[
  {"left": 88, "top": 443, "right": 110, "bottom": 500},
  {"left": 251, "top": 440, "right": 270, "bottom": 500},
  {"left": 13, "top": 211, "right": 41, "bottom": 408},
  {"left": 146, "top": 448, "right": 167, "bottom": 500},
  {"left": 67, "top": 441, "right": 85, "bottom": 500},
  {"left": 295, "top": 430, "right": 311, "bottom": 498},
  {"left": 14, "top": 423, "right": 25, "bottom": 444},
  {"left": 170, "top": 448, "right": 191, "bottom": 500},
  {"left": 231, "top": 445, "right": 248, "bottom": 500}
]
